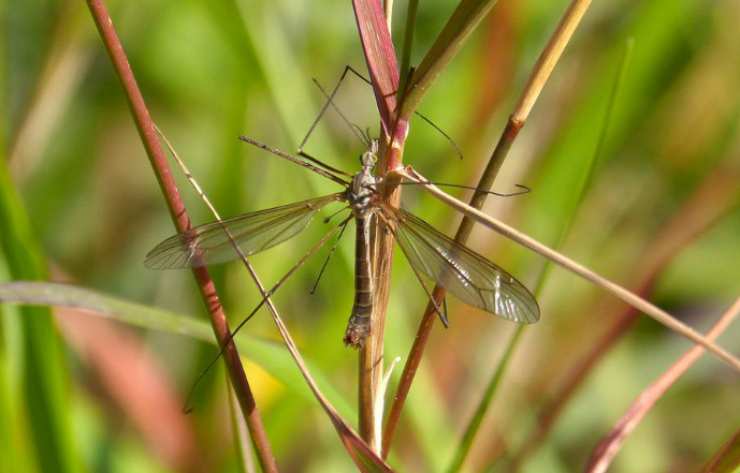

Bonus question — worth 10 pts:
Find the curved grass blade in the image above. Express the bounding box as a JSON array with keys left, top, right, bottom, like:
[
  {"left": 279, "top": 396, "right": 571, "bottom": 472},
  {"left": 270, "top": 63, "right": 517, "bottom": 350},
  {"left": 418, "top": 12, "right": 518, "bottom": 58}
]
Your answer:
[{"left": 0, "top": 281, "right": 354, "bottom": 419}]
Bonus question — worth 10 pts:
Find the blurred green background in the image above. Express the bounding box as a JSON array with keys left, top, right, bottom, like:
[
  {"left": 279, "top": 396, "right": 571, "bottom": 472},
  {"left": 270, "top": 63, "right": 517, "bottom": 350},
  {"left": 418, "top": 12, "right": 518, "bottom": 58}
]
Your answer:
[{"left": 3, "top": 0, "right": 739, "bottom": 472}]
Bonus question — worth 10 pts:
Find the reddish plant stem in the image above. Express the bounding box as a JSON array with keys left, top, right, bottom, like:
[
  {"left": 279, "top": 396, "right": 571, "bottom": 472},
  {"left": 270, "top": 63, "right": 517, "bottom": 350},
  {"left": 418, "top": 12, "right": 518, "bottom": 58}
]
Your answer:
[
  {"left": 84, "top": 1, "right": 277, "bottom": 471},
  {"left": 382, "top": 118, "right": 523, "bottom": 457},
  {"left": 585, "top": 298, "right": 740, "bottom": 473},
  {"left": 351, "top": 0, "right": 399, "bottom": 135},
  {"left": 384, "top": 0, "right": 594, "bottom": 455},
  {"left": 352, "top": 0, "right": 403, "bottom": 450},
  {"left": 699, "top": 429, "right": 740, "bottom": 473}
]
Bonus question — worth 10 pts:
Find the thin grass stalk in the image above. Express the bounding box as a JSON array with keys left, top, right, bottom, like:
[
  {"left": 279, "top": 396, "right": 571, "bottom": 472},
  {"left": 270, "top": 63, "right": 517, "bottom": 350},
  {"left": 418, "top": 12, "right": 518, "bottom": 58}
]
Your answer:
[
  {"left": 510, "top": 0, "right": 592, "bottom": 123},
  {"left": 83, "top": 2, "right": 278, "bottom": 471},
  {"left": 164, "top": 131, "right": 395, "bottom": 472},
  {"left": 382, "top": 0, "right": 593, "bottom": 456},
  {"left": 398, "top": 166, "right": 740, "bottom": 371},
  {"left": 397, "top": 0, "right": 419, "bottom": 98},
  {"left": 381, "top": 120, "right": 520, "bottom": 457},
  {"left": 227, "top": 377, "right": 256, "bottom": 473},
  {"left": 585, "top": 298, "right": 740, "bottom": 473},
  {"left": 503, "top": 160, "right": 740, "bottom": 470},
  {"left": 447, "top": 36, "right": 631, "bottom": 472},
  {"left": 352, "top": 0, "right": 402, "bottom": 451},
  {"left": 397, "top": 0, "right": 501, "bottom": 123}
]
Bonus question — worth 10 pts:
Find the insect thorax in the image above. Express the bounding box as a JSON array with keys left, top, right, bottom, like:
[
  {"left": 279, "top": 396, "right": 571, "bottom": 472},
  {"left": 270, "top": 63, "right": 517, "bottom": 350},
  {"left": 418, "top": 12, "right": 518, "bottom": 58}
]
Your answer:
[{"left": 347, "top": 169, "right": 377, "bottom": 218}]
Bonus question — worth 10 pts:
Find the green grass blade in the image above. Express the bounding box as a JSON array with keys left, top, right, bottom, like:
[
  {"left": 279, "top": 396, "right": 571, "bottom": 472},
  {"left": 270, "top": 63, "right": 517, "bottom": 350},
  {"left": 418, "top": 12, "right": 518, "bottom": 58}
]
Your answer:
[
  {"left": 445, "top": 326, "right": 526, "bottom": 473},
  {"left": 0, "top": 281, "right": 355, "bottom": 420},
  {"left": 0, "top": 162, "right": 82, "bottom": 473},
  {"left": 400, "top": 0, "right": 499, "bottom": 120},
  {"left": 0, "top": 281, "right": 399, "bottom": 471},
  {"left": 523, "top": 0, "right": 699, "bottom": 247}
]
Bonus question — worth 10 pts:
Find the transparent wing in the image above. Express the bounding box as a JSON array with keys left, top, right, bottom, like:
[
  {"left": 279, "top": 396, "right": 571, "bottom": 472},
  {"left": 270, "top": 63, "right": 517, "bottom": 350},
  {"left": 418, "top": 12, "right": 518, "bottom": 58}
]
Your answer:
[
  {"left": 145, "top": 194, "right": 342, "bottom": 269},
  {"left": 390, "top": 207, "right": 540, "bottom": 323}
]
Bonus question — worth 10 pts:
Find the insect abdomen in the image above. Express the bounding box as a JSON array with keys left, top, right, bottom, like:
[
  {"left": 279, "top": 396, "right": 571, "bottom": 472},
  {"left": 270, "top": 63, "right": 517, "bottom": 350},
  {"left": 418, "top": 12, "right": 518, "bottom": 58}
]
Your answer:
[{"left": 344, "top": 215, "right": 373, "bottom": 347}]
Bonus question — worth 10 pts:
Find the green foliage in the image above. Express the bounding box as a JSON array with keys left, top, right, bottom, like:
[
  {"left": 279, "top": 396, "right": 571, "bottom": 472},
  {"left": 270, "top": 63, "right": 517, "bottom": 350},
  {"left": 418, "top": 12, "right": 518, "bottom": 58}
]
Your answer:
[
  {"left": 0, "top": 152, "right": 82, "bottom": 472},
  {"left": 5, "top": 0, "right": 739, "bottom": 471}
]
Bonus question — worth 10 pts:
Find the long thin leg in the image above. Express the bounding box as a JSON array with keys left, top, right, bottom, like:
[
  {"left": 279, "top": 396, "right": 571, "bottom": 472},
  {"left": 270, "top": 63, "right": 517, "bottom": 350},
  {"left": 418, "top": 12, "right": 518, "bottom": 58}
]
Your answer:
[
  {"left": 295, "top": 65, "right": 374, "bottom": 178},
  {"left": 400, "top": 181, "right": 531, "bottom": 197},
  {"left": 238, "top": 135, "right": 349, "bottom": 187},
  {"left": 310, "top": 65, "right": 465, "bottom": 161},
  {"left": 323, "top": 205, "right": 351, "bottom": 225},
  {"left": 412, "top": 111, "right": 464, "bottom": 160},
  {"left": 401, "top": 243, "right": 449, "bottom": 326},
  {"left": 376, "top": 212, "right": 448, "bottom": 325},
  {"left": 299, "top": 65, "right": 372, "bottom": 152},
  {"left": 298, "top": 149, "right": 353, "bottom": 177},
  {"left": 183, "top": 223, "right": 342, "bottom": 413},
  {"left": 156, "top": 126, "right": 345, "bottom": 409},
  {"left": 311, "top": 215, "right": 351, "bottom": 294},
  {"left": 307, "top": 77, "right": 369, "bottom": 147}
]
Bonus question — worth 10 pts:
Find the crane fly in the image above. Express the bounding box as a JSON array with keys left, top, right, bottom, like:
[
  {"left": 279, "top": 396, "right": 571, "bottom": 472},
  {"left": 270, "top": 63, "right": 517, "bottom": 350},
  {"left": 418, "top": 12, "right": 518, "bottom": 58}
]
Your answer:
[{"left": 145, "top": 138, "right": 540, "bottom": 347}]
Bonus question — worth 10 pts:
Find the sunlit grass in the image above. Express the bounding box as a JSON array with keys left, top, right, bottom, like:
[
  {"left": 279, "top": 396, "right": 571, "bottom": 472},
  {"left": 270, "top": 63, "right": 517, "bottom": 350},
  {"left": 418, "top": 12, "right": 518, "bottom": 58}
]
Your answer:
[{"left": 4, "top": 0, "right": 739, "bottom": 471}]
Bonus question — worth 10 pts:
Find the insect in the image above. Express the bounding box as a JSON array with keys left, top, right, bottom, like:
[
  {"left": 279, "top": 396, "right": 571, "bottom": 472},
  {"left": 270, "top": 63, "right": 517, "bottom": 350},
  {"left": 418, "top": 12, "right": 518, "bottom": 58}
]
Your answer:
[{"left": 145, "top": 135, "right": 540, "bottom": 348}]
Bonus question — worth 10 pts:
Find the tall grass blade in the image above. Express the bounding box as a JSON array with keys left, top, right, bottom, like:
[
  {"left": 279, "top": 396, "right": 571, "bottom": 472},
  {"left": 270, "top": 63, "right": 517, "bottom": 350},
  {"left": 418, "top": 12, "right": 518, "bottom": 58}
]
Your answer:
[
  {"left": 384, "top": 0, "right": 595, "bottom": 459},
  {"left": 0, "top": 281, "right": 355, "bottom": 419},
  {"left": 351, "top": 0, "right": 399, "bottom": 133},
  {"left": 399, "top": 0, "right": 499, "bottom": 121},
  {"left": 0, "top": 161, "right": 82, "bottom": 473}
]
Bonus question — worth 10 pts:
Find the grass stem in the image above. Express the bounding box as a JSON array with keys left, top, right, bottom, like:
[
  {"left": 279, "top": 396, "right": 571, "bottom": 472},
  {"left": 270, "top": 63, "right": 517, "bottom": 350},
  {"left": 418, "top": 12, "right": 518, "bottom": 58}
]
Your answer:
[
  {"left": 382, "top": 0, "right": 593, "bottom": 457},
  {"left": 84, "top": 1, "right": 278, "bottom": 470},
  {"left": 399, "top": 166, "right": 740, "bottom": 372}
]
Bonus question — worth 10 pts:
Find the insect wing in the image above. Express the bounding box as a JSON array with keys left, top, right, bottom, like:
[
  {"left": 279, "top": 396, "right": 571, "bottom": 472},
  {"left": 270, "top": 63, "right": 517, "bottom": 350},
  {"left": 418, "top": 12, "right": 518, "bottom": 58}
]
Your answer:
[
  {"left": 145, "top": 194, "right": 341, "bottom": 269},
  {"left": 391, "top": 208, "right": 539, "bottom": 323}
]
